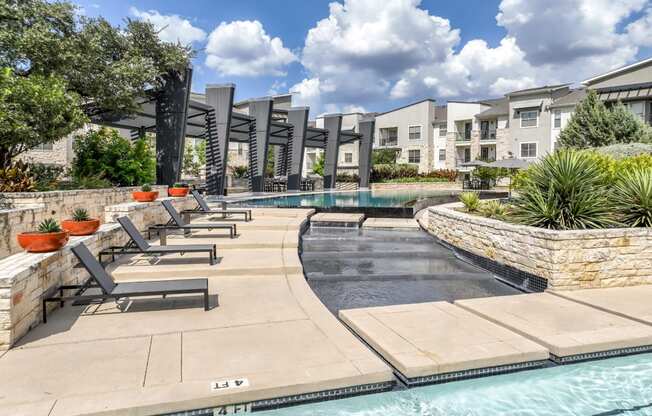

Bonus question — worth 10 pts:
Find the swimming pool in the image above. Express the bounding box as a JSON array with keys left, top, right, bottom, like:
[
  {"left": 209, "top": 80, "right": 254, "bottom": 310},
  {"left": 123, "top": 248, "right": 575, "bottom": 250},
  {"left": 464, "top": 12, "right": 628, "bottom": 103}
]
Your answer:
[{"left": 259, "top": 352, "right": 652, "bottom": 415}]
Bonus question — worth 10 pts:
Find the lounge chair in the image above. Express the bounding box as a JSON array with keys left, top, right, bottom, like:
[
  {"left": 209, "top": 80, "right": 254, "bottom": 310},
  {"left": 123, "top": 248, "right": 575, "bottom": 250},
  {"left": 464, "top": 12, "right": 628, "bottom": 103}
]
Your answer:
[
  {"left": 99, "top": 216, "right": 217, "bottom": 265},
  {"left": 147, "top": 200, "right": 236, "bottom": 243},
  {"left": 186, "top": 189, "right": 252, "bottom": 222},
  {"left": 42, "top": 243, "right": 209, "bottom": 323}
]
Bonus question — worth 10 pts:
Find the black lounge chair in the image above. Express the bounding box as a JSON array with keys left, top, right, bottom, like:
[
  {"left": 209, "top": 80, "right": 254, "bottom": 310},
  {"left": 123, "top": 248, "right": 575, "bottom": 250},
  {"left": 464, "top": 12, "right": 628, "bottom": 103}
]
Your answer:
[
  {"left": 42, "top": 243, "right": 209, "bottom": 323},
  {"left": 147, "top": 200, "right": 236, "bottom": 242},
  {"left": 99, "top": 216, "right": 217, "bottom": 265},
  {"left": 186, "top": 189, "right": 252, "bottom": 222}
]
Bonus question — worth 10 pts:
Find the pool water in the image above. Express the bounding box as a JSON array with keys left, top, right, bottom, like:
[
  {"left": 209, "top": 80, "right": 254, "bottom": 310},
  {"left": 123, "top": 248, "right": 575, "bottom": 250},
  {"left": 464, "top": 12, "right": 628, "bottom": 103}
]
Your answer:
[
  {"left": 259, "top": 353, "right": 652, "bottom": 415},
  {"left": 236, "top": 189, "right": 456, "bottom": 208}
]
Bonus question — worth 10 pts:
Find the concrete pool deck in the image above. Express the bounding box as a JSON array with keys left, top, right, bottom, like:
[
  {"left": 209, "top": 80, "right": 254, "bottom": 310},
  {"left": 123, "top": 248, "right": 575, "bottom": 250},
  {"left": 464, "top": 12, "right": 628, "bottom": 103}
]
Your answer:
[
  {"left": 339, "top": 302, "right": 549, "bottom": 385},
  {"left": 456, "top": 293, "right": 652, "bottom": 363},
  {"left": 0, "top": 208, "right": 393, "bottom": 416}
]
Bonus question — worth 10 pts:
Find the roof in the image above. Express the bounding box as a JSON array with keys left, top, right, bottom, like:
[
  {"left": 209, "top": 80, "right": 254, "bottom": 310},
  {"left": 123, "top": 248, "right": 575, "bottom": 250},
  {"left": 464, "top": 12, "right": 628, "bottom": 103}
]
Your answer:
[
  {"left": 549, "top": 88, "right": 587, "bottom": 108},
  {"left": 375, "top": 98, "right": 436, "bottom": 116},
  {"left": 597, "top": 83, "right": 652, "bottom": 101},
  {"left": 582, "top": 56, "right": 652, "bottom": 86},
  {"left": 476, "top": 97, "right": 509, "bottom": 119},
  {"left": 433, "top": 105, "right": 447, "bottom": 122},
  {"left": 506, "top": 84, "right": 571, "bottom": 97}
]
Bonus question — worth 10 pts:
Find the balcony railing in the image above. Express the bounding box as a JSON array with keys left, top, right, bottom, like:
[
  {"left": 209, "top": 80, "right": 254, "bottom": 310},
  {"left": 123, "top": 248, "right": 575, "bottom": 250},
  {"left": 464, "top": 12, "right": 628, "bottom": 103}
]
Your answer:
[
  {"left": 378, "top": 139, "right": 398, "bottom": 147},
  {"left": 481, "top": 130, "right": 497, "bottom": 141},
  {"left": 455, "top": 133, "right": 471, "bottom": 142}
]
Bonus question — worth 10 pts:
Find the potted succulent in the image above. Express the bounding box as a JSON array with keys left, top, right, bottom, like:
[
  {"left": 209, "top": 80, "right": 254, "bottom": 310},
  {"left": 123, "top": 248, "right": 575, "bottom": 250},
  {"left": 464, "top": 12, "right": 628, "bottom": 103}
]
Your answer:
[
  {"left": 168, "top": 182, "right": 190, "bottom": 197},
  {"left": 62, "top": 208, "right": 100, "bottom": 236},
  {"left": 17, "top": 218, "right": 70, "bottom": 253},
  {"left": 132, "top": 184, "right": 159, "bottom": 202}
]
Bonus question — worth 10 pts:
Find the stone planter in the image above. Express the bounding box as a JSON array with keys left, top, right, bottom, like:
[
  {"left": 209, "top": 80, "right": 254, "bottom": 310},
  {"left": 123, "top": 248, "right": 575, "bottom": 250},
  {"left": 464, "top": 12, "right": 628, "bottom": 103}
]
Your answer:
[
  {"left": 61, "top": 219, "right": 100, "bottom": 236},
  {"left": 168, "top": 187, "right": 189, "bottom": 197},
  {"left": 16, "top": 231, "right": 69, "bottom": 253},
  {"left": 132, "top": 191, "right": 159, "bottom": 202}
]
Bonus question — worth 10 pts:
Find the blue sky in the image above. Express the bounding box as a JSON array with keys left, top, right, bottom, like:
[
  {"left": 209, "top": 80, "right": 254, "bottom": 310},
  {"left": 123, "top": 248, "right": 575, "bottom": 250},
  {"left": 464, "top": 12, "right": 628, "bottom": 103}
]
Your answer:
[{"left": 74, "top": 0, "right": 652, "bottom": 115}]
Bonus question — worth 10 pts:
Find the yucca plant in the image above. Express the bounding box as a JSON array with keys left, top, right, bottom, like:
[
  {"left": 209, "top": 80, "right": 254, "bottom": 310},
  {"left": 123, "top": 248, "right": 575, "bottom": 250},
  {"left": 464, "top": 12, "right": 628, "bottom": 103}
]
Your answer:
[
  {"left": 72, "top": 208, "right": 90, "bottom": 222},
  {"left": 612, "top": 168, "right": 652, "bottom": 227},
  {"left": 513, "top": 149, "right": 617, "bottom": 230},
  {"left": 480, "top": 200, "right": 507, "bottom": 219},
  {"left": 38, "top": 218, "right": 62, "bottom": 233},
  {"left": 459, "top": 191, "right": 480, "bottom": 212}
]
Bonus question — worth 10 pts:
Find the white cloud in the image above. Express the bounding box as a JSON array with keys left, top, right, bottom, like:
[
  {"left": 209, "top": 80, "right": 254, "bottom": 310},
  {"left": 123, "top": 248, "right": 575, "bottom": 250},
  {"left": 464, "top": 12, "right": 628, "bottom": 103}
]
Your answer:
[
  {"left": 205, "top": 20, "right": 297, "bottom": 77},
  {"left": 130, "top": 7, "right": 206, "bottom": 45},
  {"left": 294, "top": 0, "right": 651, "bottom": 113},
  {"left": 268, "top": 80, "right": 288, "bottom": 96}
]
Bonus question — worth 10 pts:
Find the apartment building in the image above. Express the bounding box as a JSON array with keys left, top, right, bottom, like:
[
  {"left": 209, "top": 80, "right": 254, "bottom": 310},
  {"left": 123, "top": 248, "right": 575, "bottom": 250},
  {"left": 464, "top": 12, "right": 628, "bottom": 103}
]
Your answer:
[{"left": 374, "top": 99, "right": 438, "bottom": 173}]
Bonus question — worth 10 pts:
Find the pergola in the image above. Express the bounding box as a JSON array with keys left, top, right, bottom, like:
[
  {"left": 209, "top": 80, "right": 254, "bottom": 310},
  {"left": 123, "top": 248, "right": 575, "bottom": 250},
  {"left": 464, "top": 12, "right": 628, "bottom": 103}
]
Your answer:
[{"left": 92, "top": 75, "right": 375, "bottom": 195}]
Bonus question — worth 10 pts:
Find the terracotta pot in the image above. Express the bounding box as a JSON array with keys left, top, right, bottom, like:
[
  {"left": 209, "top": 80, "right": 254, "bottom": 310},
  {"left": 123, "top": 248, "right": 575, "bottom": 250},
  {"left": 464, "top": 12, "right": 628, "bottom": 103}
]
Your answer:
[
  {"left": 168, "top": 187, "right": 189, "bottom": 197},
  {"left": 62, "top": 219, "right": 100, "bottom": 236},
  {"left": 17, "top": 231, "right": 69, "bottom": 253},
  {"left": 132, "top": 191, "right": 159, "bottom": 202}
]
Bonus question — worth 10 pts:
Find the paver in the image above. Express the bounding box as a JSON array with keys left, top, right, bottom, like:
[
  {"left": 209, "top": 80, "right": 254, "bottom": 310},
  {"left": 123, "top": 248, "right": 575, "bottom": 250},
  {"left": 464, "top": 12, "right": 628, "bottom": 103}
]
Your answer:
[
  {"left": 363, "top": 217, "right": 420, "bottom": 230},
  {"left": 340, "top": 302, "right": 549, "bottom": 385},
  {"left": 310, "top": 213, "right": 365, "bottom": 228},
  {"left": 456, "top": 293, "right": 652, "bottom": 363}
]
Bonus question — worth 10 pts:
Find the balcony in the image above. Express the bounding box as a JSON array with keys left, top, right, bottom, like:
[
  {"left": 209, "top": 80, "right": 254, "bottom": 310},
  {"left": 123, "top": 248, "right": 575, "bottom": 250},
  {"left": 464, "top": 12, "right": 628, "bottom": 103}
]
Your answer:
[
  {"left": 481, "top": 129, "right": 497, "bottom": 141},
  {"left": 455, "top": 133, "right": 471, "bottom": 142}
]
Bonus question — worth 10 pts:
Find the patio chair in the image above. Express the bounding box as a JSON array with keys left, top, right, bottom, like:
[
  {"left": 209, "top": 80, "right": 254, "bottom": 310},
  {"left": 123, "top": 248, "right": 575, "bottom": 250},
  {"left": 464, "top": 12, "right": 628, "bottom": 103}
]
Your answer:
[
  {"left": 147, "top": 200, "right": 236, "bottom": 243},
  {"left": 42, "top": 243, "right": 209, "bottom": 323},
  {"left": 188, "top": 189, "right": 252, "bottom": 222},
  {"left": 99, "top": 216, "right": 217, "bottom": 265}
]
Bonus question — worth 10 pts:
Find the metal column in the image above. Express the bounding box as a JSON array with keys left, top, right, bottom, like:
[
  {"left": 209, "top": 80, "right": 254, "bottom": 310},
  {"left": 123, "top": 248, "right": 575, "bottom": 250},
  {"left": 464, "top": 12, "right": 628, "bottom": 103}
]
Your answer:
[
  {"left": 155, "top": 67, "right": 192, "bottom": 185},
  {"left": 357, "top": 118, "right": 375, "bottom": 189},
  {"left": 248, "top": 99, "right": 274, "bottom": 193},
  {"left": 204, "top": 84, "right": 235, "bottom": 196},
  {"left": 322, "top": 114, "right": 343, "bottom": 190},
  {"left": 286, "top": 107, "right": 309, "bottom": 191}
]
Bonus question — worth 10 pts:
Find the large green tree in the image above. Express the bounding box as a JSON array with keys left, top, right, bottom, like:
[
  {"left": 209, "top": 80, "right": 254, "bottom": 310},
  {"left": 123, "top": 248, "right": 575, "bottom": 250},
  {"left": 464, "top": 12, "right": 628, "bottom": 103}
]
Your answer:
[
  {"left": 0, "top": 0, "right": 193, "bottom": 169},
  {"left": 558, "top": 90, "right": 652, "bottom": 148}
]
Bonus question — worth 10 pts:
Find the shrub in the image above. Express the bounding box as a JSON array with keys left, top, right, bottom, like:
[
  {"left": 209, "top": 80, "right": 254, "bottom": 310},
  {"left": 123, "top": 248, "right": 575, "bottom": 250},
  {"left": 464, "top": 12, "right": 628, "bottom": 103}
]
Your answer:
[
  {"left": 312, "top": 153, "right": 325, "bottom": 176},
  {"left": 372, "top": 149, "right": 399, "bottom": 165},
  {"left": 71, "top": 128, "right": 155, "bottom": 186},
  {"left": 459, "top": 192, "right": 480, "bottom": 212},
  {"left": 480, "top": 200, "right": 507, "bottom": 219},
  {"left": 0, "top": 161, "right": 36, "bottom": 192},
  {"left": 72, "top": 208, "right": 90, "bottom": 222},
  {"left": 423, "top": 169, "right": 458, "bottom": 182},
  {"left": 57, "top": 175, "right": 112, "bottom": 190},
  {"left": 336, "top": 172, "right": 359, "bottom": 182},
  {"left": 38, "top": 218, "right": 61, "bottom": 233},
  {"left": 596, "top": 143, "right": 652, "bottom": 159},
  {"left": 29, "top": 163, "right": 65, "bottom": 191},
  {"left": 513, "top": 149, "right": 616, "bottom": 230},
  {"left": 230, "top": 165, "right": 249, "bottom": 179},
  {"left": 371, "top": 164, "right": 418, "bottom": 181},
  {"left": 612, "top": 168, "right": 652, "bottom": 227}
]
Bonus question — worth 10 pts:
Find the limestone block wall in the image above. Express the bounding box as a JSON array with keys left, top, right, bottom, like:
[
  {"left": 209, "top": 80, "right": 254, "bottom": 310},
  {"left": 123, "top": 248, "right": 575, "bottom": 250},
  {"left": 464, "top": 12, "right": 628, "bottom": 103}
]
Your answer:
[
  {"left": 428, "top": 203, "right": 652, "bottom": 291},
  {"left": 0, "top": 186, "right": 167, "bottom": 259},
  {"left": 0, "top": 195, "right": 195, "bottom": 350}
]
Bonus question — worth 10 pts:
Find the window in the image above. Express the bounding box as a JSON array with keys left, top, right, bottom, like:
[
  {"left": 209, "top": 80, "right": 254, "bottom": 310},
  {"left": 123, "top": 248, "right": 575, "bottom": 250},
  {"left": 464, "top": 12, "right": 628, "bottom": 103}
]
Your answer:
[
  {"left": 480, "top": 146, "right": 490, "bottom": 160},
  {"left": 408, "top": 149, "right": 421, "bottom": 164},
  {"left": 379, "top": 127, "right": 398, "bottom": 146},
  {"left": 625, "top": 102, "right": 645, "bottom": 120},
  {"left": 34, "top": 143, "right": 53, "bottom": 151},
  {"left": 520, "top": 110, "right": 538, "bottom": 128},
  {"left": 439, "top": 124, "right": 447, "bottom": 137},
  {"left": 438, "top": 149, "right": 446, "bottom": 161},
  {"left": 237, "top": 143, "right": 244, "bottom": 156},
  {"left": 520, "top": 142, "right": 537, "bottom": 158},
  {"left": 408, "top": 125, "right": 421, "bottom": 140},
  {"left": 553, "top": 110, "right": 562, "bottom": 129},
  {"left": 344, "top": 152, "right": 353, "bottom": 163},
  {"left": 463, "top": 148, "right": 471, "bottom": 163}
]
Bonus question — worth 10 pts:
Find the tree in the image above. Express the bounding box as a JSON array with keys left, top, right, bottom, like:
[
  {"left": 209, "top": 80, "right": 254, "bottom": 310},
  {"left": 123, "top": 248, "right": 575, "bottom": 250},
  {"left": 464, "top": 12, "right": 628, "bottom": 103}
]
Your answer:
[
  {"left": 183, "top": 141, "right": 207, "bottom": 178},
  {"left": 372, "top": 149, "right": 399, "bottom": 165},
  {"left": 312, "top": 153, "right": 325, "bottom": 176},
  {"left": 0, "top": 0, "right": 193, "bottom": 168},
  {"left": 558, "top": 90, "right": 652, "bottom": 149}
]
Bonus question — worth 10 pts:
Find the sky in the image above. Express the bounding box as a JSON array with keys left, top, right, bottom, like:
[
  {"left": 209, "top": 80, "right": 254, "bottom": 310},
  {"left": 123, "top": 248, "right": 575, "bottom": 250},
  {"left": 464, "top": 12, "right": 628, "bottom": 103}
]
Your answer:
[{"left": 73, "top": 0, "right": 652, "bottom": 115}]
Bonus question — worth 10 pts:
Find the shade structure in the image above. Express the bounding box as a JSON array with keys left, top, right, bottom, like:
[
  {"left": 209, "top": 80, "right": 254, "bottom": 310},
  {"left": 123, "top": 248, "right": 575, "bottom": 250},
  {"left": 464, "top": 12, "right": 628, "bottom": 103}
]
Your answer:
[
  {"left": 459, "top": 160, "right": 491, "bottom": 167},
  {"left": 488, "top": 158, "right": 530, "bottom": 169}
]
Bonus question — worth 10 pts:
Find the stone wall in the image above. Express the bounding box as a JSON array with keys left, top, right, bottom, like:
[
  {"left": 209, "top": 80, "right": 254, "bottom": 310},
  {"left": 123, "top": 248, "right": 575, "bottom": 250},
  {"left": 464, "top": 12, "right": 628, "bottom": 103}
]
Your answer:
[
  {"left": 0, "top": 195, "right": 195, "bottom": 350},
  {"left": 427, "top": 203, "right": 652, "bottom": 291},
  {"left": 0, "top": 186, "right": 167, "bottom": 259}
]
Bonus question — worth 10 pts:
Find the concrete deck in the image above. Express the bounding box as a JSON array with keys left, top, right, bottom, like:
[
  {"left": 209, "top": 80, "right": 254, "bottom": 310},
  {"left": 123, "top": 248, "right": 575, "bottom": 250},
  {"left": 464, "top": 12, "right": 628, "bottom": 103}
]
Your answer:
[
  {"left": 551, "top": 285, "right": 652, "bottom": 325},
  {"left": 456, "top": 293, "right": 652, "bottom": 362},
  {"left": 362, "top": 217, "right": 420, "bottom": 230},
  {"left": 0, "top": 208, "right": 393, "bottom": 416},
  {"left": 310, "top": 213, "right": 365, "bottom": 228},
  {"left": 340, "top": 302, "right": 549, "bottom": 384}
]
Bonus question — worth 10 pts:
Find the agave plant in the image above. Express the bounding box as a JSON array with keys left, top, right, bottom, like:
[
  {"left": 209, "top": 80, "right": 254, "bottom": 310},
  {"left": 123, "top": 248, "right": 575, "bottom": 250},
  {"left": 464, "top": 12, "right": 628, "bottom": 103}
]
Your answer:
[
  {"left": 480, "top": 200, "right": 507, "bottom": 219},
  {"left": 38, "top": 218, "right": 62, "bottom": 233},
  {"left": 141, "top": 183, "right": 152, "bottom": 192},
  {"left": 72, "top": 208, "right": 90, "bottom": 222},
  {"left": 612, "top": 168, "right": 652, "bottom": 227},
  {"left": 459, "top": 191, "right": 480, "bottom": 212},
  {"left": 513, "top": 149, "right": 617, "bottom": 230}
]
